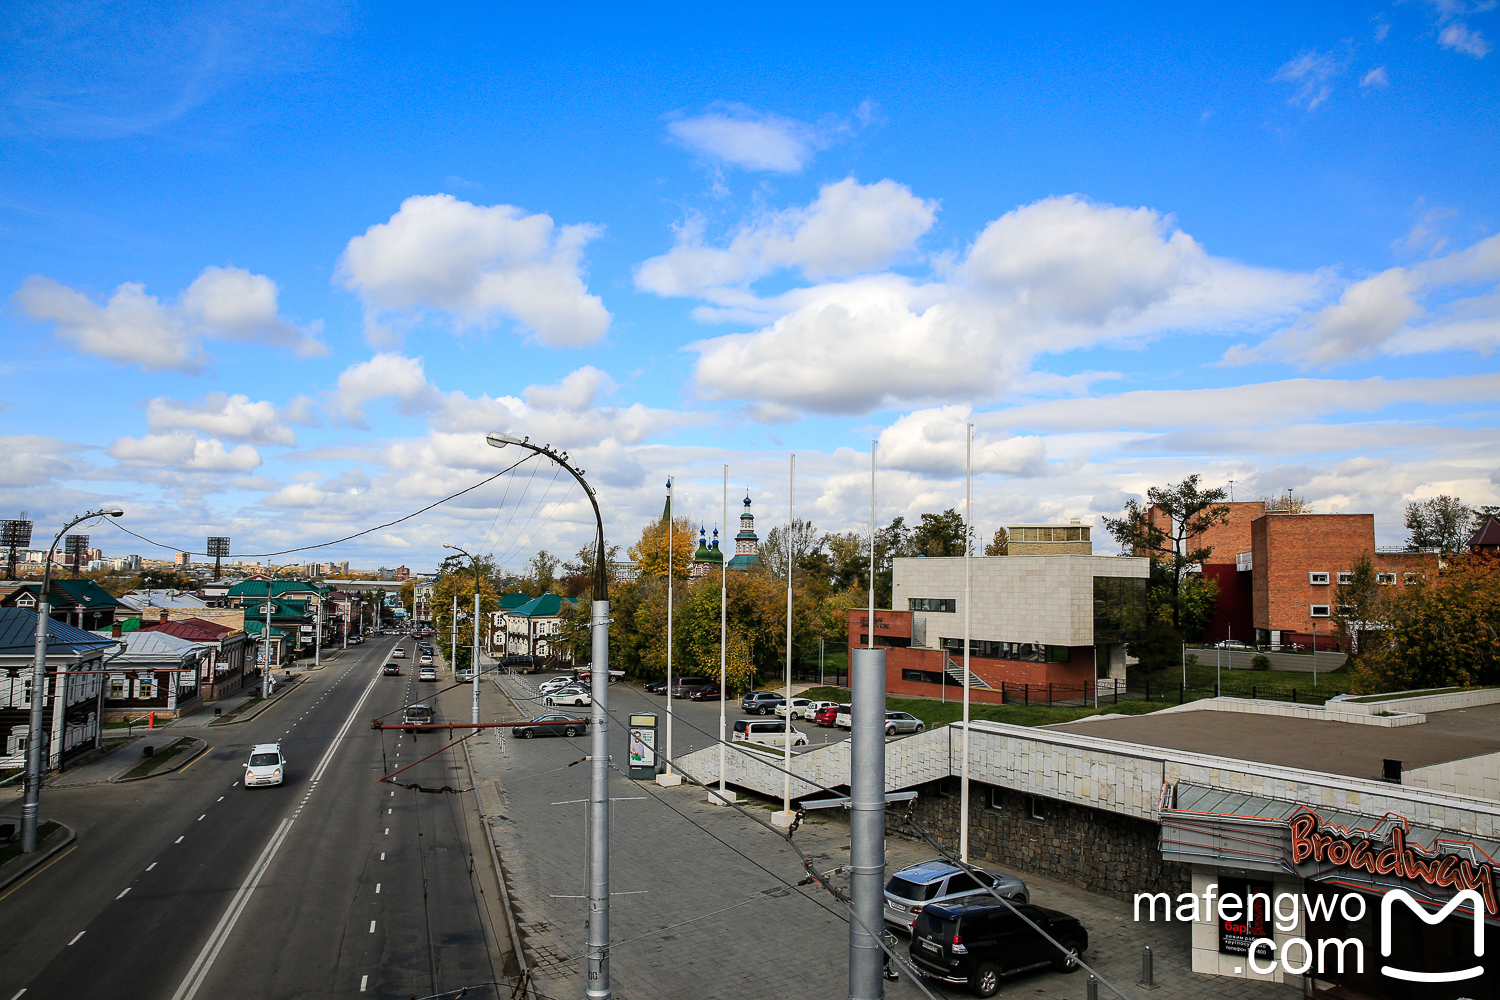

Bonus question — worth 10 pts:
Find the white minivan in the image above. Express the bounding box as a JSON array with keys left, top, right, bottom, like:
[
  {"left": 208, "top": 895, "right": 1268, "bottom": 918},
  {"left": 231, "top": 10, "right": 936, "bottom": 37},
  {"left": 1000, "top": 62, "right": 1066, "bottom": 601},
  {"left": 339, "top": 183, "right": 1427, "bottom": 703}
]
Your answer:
[
  {"left": 732, "top": 719, "right": 808, "bottom": 748},
  {"left": 244, "top": 743, "right": 286, "bottom": 787}
]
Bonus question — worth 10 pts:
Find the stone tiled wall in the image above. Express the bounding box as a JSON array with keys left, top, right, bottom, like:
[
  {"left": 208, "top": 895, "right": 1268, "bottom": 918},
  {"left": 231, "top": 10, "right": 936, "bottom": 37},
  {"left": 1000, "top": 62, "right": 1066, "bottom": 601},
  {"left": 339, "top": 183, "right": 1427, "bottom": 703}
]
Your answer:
[
  {"left": 1403, "top": 750, "right": 1500, "bottom": 801},
  {"left": 895, "top": 776, "right": 1191, "bottom": 902}
]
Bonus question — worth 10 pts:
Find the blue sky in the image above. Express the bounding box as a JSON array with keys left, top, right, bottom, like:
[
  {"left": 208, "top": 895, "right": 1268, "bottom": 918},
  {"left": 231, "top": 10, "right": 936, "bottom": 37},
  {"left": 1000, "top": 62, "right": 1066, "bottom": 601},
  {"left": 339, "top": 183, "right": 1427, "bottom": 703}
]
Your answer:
[{"left": 2, "top": 1, "right": 1497, "bottom": 571}]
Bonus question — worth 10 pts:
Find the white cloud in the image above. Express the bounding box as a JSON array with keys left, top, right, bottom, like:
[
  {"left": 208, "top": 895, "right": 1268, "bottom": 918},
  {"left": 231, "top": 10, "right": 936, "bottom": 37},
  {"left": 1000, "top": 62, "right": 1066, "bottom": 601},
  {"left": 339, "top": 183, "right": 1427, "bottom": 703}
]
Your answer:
[
  {"left": 107, "top": 431, "right": 262, "bottom": 472},
  {"left": 0, "top": 435, "right": 87, "bottom": 488},
  {"left": 684, "top": 196, "right": 1321, "bottom": 416},
  {"left": 1440, "top": 21, "right": 1492, "bottom": 56},
  {"left": 324, "top": 352, "right": 442, "bottom": 427},
  {"left": 145, "top": 392, "right": 297, "bottom": 446},
  {"left": 666, "top": 106, "right": 821, "bottom": 173},
  {"left": 522, "top": 366, "right": 615, "bottom": 411},
  {"left": 878, "top": 406, "right": 1049, "bottom": 477},
  {"left": 12, "top": 266, "right": 324, "bottom": 374},
  {"left": 336, "top": 194, "right": 610, "bottom": 348},
  {"left": 1360, "top": 66, "right": 1390, "bottom": 87},
  {"left": 636, "top": 179, "right": 937, "bottom": 296},
  {"left": 1275, "top": 48, "right": 1347, "bottom": 109}
]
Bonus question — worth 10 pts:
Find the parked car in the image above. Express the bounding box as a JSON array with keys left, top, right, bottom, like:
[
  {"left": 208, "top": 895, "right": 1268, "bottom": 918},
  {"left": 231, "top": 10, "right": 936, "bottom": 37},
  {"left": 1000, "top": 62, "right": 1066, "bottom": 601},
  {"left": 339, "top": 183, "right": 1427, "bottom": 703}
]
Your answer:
[
  {"left": 741, "top": 691, "right": 785, "bottom": 715},
  {"left": 731, "top": 718, "right": 808, "bottom": 748},
  {"left": 908, "top": 900, "right": 1087, "bottom": 996},
  {"left": 884, "top": 711, "right": 925, "bottom": 736},
  {"left": 644, "top": 679, "right": 669, "bottom": 694},
  {"left": 455, "top": 669, "right": 474, "bottom": 683},
  {"left": 539, "top": 676, "right": 575, "bottom": 696},
  {"left": 513, "top": 714, "right": 589, "bottom": 739},
  {"left": 804, "top": 699, "right": 839, "bottom": 720},
  {"left": 670, "top": 677, "right": 711, "bottom": 698},
  {"left": 812, "top": 703, "right": 846, "bottom": 727},
  {"left": 1213, "top": 639, "right": 1256, "bottom": 650},
  {"left": 243, "top": 743, "right": 286, "bottom": 787},
  {"left": 773, "top": 697, "right": 813, "bottom": 719},
  {"left": 835, "top": 706, "right": 852, "bottom": 729},
  {"left": 884, "top": 859, "right": 1029, "bottom": 932},
  {"left": 546, "top": 687, "right": 592, "bottom": 707},
  {"left": 382, "top": 663, "right": 401, "bottom": 676},
  {"left": 418, "top": 666, "right": 438, "bottom": 682},
  {"left": 688, "top": 683, "right": 723, "bottom": 701}
]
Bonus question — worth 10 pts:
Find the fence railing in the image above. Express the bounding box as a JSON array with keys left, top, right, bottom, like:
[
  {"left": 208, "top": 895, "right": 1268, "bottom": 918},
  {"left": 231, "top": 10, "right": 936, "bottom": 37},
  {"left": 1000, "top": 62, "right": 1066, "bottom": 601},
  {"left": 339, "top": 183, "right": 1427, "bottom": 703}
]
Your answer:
[
  {"left": 996, "top": 678, "right": 1126, "bottom": 707},
  {"left": 1135, "top": 680, "right": 1331, "bottom": 706}
]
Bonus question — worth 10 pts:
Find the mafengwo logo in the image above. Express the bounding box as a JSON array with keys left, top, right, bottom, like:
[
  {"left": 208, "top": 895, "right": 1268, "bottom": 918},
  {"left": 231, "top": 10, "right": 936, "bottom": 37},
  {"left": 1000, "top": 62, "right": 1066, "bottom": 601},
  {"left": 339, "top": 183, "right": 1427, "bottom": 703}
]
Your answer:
[{"left": 1381, "top": 889, "right": 1484, "bottom": 984}]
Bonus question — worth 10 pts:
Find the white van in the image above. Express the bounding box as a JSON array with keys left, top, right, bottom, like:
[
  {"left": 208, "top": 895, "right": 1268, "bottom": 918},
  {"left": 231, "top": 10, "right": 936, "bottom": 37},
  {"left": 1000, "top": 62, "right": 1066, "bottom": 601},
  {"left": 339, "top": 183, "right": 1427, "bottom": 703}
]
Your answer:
[
  {"left": 244, "top": 743, "right": 286, "bottom": 787},
  {"left": 732, "top": 719, "right": 808, "bottom": 749}
]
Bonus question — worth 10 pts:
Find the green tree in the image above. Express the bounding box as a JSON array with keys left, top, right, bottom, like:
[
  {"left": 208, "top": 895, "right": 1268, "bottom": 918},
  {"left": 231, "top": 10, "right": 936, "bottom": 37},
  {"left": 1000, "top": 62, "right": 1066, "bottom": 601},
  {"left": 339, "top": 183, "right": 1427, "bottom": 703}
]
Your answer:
[
  {"left": 759, "top": 518, "right": 823, "bottom": 582},
  {"left": 984, "top": 528, "right": 1009, "bottom": 556},
  {"left": 525, "top": 549, "right": 561, "bottom": 596},
  {"left": 629, "top": 515, "right": 695, "bottom": 581},
  {"left": 1104, "top": 475, "right": 1230, "bottom": 632},
  {"left": 559, "top": 539, "right": 621, "bottom": 598},
  {"left": 1405, "top": 495, "right": 1475, "bottom": 553},
  {"left": 908, "top": 509, "right": 970, "bottom": 557}
]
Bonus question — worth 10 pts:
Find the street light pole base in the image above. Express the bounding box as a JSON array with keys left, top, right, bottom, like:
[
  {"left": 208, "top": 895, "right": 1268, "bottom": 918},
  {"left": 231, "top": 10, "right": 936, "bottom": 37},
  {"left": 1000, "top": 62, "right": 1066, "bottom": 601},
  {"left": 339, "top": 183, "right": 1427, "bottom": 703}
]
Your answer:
[
  {"left": 655, "top": 772, "right": 683, "bottom": 787},
  {"left": 707, "top": 789, "right": 740, "bottom": 806},
  {"left": 771, "top": 809, "right": 797, "bottom": 828}
]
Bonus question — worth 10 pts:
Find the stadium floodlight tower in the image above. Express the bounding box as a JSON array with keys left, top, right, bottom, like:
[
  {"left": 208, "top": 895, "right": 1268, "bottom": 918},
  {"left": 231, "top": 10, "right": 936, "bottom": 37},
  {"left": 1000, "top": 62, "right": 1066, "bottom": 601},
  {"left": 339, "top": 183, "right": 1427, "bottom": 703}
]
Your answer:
[
  {"left": 22, "top": 507, "right": 124, "bottom": 853},
  {"left": 485, "top": 431, "right": 614, "bottom": 998},
  {"left": 207, "top": 536, "right": 231, "bottom": 580}
]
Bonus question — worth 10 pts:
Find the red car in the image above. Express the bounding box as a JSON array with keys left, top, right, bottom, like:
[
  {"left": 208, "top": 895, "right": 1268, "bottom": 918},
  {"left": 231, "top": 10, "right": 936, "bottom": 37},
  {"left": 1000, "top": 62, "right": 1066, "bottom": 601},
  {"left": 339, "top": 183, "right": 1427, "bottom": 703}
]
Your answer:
[
  {"left": 689, "top": 683, "right": 724, "bottom": 702},
  {"left": 813, "top": 703, "right": 846, "bottom": 727}
]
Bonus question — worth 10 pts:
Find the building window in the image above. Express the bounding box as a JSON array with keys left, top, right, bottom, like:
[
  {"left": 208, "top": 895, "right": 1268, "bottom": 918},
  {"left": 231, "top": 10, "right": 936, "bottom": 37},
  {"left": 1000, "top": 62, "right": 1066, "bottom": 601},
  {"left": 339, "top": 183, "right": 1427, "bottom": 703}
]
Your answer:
[
  {"left": 1017, "top": 527, "right": 1091, "bottom": 543},
  {"left": 1404, "top": 573, "right": 1422, "bottom": 585},
  {"left": 989, "top": 787, "right": 1004, "bottom": 810},
  {"left": 908, "top": 598, "right": 956, "bottom": 613},
  {"left": 901, "top": 669, "right": 944, "bottom": 685},
  {"left": 939, "top": 638, "right": 1070, "bottom": 662},
  {"left": 1029, "top": 795, "right": 1045, "bottom": 821},
  {"left": 1376, "top": 573, "right": 1397, "bottom": 585},
  {"left": 109, "top": 676, "right": 125, "bottom": 698},
  {"left": 1310, "top": 605, "right": 1330, "bottom": 617},
  {"left": 1309, "top": 572, "right": 1330, "bottom": 585},
  {"left": 1337, "top": 605, "right": 1355, "bottom": 616},
  {"left": 1336, "top": 572, "right": 1354, "bottom": 585},
  {"left": 15, "top": 594, "right": 35, "bottom": 607}
]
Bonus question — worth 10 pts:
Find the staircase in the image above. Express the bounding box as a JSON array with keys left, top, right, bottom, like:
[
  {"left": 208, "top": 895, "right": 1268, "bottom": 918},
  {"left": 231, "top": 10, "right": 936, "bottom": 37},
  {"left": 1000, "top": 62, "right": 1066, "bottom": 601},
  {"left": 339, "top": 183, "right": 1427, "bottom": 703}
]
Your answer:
[{"left": 944, "top": 656, "right": 992, "bottom": 690}]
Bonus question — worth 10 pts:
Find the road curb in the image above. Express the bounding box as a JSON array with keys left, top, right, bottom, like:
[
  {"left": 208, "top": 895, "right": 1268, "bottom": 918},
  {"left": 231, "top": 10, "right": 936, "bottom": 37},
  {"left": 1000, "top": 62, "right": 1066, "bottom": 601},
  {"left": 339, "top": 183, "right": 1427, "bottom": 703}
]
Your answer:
[
  {"left": 112, "top": 737, "right": 210, "bottom": 783},
  {"left": 205, "top": 675, "right": 305, "bottom": 726},
  {"left": 0, "top": 820, "right": 77, "bottom": 894}
]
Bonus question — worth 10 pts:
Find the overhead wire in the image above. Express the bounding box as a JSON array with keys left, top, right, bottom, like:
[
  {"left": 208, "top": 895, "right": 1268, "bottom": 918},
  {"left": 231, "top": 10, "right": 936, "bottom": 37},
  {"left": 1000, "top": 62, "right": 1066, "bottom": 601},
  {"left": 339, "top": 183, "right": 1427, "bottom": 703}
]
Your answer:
[{"left": 104, "top": 452, "right": 540, "bottom": 559}]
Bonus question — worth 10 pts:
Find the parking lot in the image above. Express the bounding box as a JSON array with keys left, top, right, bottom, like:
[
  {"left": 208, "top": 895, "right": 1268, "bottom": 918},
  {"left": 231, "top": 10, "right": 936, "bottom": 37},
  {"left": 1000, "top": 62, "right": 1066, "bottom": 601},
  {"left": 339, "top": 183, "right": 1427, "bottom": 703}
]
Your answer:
[{"left": 464, "top": 673, "right": 1297, "bottom": 999}]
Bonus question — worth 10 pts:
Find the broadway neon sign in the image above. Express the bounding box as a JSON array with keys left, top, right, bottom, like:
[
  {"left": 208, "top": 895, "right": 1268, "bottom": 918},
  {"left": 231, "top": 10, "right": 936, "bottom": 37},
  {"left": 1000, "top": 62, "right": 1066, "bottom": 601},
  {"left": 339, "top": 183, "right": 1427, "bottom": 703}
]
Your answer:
[{"left": 1290, "top": 811, "right": 1498, "bottom": 917}]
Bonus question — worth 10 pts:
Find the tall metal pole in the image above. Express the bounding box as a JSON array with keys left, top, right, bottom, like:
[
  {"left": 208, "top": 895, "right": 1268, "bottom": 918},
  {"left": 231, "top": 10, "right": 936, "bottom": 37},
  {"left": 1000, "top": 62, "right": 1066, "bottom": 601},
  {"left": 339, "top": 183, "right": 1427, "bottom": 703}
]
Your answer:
[
  {"left": 665, "top": 477, "right": 674, "bottom": 777},
  {"left": 1312, "top": 621, "right": 1318, "bottom": 688},
  {"left": 263, "top": 590, "right": 274, "bottom": 696},
  {"left": 451, "top": 594, "right": 458, "bottom": 678},
  {"left": 783, "top": 454, "right": 794, "bottom": 819},
  {"left": 849, "top": 643, "right": 887, "bottom": 1000},
  {"left": 719, "top": 465, "right": 728, "bottom": 796},
  {"left": 484, "top": 432, "right": 611, "bottom": 999},
  {"left": 472, "top": 589, "right": 481, "bottom": 725},
  {"left": 961, "top": 424, "right": 973, "bottom": 862},
  {"left": 314, "top": 595, "right": 322, "bottom": 669}
]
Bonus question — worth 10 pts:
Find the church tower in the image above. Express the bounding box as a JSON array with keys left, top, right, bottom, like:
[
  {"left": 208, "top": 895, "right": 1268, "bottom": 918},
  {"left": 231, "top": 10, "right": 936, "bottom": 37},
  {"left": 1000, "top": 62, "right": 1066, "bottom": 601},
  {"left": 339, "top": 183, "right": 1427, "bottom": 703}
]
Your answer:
[{"left": 726, "top": 491, "right": 761, "bottom": 571}]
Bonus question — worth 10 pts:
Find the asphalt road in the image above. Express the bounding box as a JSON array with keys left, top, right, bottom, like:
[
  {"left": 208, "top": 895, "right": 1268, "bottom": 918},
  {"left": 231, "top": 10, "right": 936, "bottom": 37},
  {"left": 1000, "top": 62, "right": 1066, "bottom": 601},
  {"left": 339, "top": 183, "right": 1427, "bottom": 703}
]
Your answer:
[{"left": 0, "top": 634, "right": 508, "bottom": 1000}]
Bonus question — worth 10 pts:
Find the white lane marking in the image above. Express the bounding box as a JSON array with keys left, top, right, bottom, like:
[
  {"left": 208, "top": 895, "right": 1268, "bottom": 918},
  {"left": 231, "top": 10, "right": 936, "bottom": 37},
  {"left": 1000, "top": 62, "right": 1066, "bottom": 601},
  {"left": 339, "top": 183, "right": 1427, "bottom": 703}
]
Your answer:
[
  {"left": 359, "top": 976, "right": 367, "bottom": 992},
  {"left": 368, "top": 920, "right": 376, "bottom": 933},
  {"left": 171, "top": 667, "right": 384, "bottom": 1000},
  {"left": 389, "top": 790, "right": 394, "bottom": 797},
  {"left": 379, "top": 852, "right": 384, "bottom": 860},
  {"left": 116, "top": 887, "right": 131, "bottom": 899},
  {"left": 375, "top": 883, "right": 381, "bottom": 893},
  {"left": 217, "top": 796, "right": 223, "bottom": 802},
  {"left": 384, "top": 828, "right": 388, "bottom": 835},
  {"left": 175, "top": 836, "right": 184, "bottom": 844},
  {"left": 146, "top": 863, "right": 157, "bottom": 871},
  {"left": 197, "top": 815, "right": 205, "bottom": 822},
  {"left": 68, "top": 932, "right": 85, "bottom": 946},
  {"left": 233, "top": 781, "right": 238, "bottom": 787},
  {"left": 387, "top": 808, "right": 391, "bottom": 815},
  {"left": 11, "top": 988, "right": 27, "bottom": 999}
]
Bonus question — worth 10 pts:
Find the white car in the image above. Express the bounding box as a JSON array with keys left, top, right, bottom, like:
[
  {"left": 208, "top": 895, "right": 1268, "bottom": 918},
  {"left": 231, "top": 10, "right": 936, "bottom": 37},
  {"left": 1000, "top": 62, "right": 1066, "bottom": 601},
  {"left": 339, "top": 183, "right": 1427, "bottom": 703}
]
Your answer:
[
  {"left": 545, "top": 687, "right": 592, "bottom": 707},
  {"left": 773, "top": 697, "right": 813, "bottom": 719},
  {"left": 455, "top": 669, "right": 474, "bottom": 683},
  {"left": 804, "top": 700, "right": 839, "bottom": 719},
  {"left": 244, "top": 743, "right": 286, "bottom": 787},
  {"left": 1213, "top": 639, "right": 1257, "bottom": 650},
  {"left": 538, "top": 676, "right": 575, "bottom": 696}
]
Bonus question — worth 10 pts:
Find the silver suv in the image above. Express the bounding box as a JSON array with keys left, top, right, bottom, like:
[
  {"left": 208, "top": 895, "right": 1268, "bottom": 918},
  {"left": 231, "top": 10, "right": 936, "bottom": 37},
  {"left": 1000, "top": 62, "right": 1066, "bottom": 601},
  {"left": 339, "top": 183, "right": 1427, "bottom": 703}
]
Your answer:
[{"left": 884, "top": 859, "right": 1028, "bottom": 932}]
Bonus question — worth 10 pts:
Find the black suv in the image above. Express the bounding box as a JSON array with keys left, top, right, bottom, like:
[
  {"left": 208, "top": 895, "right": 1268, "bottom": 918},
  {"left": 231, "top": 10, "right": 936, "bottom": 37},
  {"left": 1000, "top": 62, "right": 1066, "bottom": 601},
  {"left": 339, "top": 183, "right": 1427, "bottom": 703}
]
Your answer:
[{"left": 909, "top": 901, "right": 1086, "bottom": 997}]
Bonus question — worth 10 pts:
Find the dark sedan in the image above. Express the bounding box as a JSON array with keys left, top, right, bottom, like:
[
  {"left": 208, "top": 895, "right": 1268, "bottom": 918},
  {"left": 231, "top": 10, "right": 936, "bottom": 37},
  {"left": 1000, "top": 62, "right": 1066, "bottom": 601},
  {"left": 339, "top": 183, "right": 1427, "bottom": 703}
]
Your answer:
[
  {"left": 688, "top": 683, "right": 724, "bottom": 701},
  {"left": 644, "top": 679, "right": 669, "bottom": 694},
  {"left": 513, "top": 714, "right": 589, "bottom": 739}
]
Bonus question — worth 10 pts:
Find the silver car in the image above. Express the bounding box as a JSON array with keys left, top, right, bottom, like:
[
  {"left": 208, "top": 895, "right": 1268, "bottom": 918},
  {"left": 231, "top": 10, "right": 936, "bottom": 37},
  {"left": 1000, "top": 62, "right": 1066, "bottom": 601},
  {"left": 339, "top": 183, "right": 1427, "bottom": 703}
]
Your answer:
[
  {"left": 883, "top": 859, "right": 1029, "bottom": 932},
  {"left": 884, "top": 711, "right": 925, "bottom": 736}
]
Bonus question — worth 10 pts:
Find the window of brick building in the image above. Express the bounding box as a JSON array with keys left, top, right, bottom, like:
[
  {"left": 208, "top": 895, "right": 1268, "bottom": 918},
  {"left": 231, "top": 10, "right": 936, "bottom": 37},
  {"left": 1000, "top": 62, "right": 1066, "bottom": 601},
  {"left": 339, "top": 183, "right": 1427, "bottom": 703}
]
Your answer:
[
  {"left": 1376, "top": 573, "right": 1396, "bottom": 585},
  {"left": 1310, "top": 605, "right": 1330, "bottom": 617},
  {"left": 1336, "top": 572, "right": 1353, "bottom": 585},
  {"left": 1309, "top": 572, "right": 1330, "bottom": 585}
]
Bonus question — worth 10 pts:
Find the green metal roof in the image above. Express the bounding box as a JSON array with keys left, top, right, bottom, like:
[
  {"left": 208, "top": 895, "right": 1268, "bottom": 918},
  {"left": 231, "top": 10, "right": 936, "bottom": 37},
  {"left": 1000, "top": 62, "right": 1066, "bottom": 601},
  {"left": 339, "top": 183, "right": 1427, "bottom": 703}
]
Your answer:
[
  {"left": 227, "top": 580, "right": 326, "bottom": 600},
  {"left": 244, "top": 619, "right": 289, "bottom": 638},
  {"left": 499, "top": 591, "right": 532, "bottom": 611},
  {"left": 508, "top": 594, "right": 576, "bottom": 617}
]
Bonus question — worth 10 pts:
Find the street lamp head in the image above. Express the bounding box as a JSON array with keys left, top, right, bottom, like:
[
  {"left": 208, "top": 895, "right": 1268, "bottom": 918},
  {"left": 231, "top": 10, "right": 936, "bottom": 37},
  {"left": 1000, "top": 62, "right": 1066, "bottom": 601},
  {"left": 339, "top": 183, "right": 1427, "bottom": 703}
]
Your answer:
[
  {"left": 101, "top": 508, "right": 124, "bottom": 517},
  {"left": 486, "top": 432, "right": 522, "bottom": 449}
]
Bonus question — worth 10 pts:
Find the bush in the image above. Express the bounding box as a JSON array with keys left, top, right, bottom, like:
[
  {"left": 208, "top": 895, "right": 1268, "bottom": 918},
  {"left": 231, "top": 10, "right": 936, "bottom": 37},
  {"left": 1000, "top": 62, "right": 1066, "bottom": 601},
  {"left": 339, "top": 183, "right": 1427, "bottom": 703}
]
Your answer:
[
  {"left": 1185, "top": 653, "right": 1199, "bottom": 667},
  {"left": 1251, "top": 655, "right": 1271, "bottom": 671}
]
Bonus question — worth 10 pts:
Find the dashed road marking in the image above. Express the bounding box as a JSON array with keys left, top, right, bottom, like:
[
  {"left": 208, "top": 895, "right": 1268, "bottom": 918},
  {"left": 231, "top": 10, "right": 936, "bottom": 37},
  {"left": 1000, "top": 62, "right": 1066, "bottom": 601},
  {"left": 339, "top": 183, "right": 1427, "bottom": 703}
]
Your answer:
[
  {"left": 175, "top": 836, "right": 184, "bottom": 844},
  {"left": 375, "top": 883, "right": 381, "bottom": 893},
  {"left": 197, "top": 815, "right": 205, "bottom": 822},
  {"left": 116, "top": 887, "right": 131, "bottom": 899},
  {"left": 359, "top": 975, "right": 367, "bottom": 992},
  {"left": 379, "top": 852, "right": 385, "bottom": 860},
  {"left": 146, "top": 863, "right": 156, "bottom": 871},
  {"left": 368, "top": 920, "right": 376, "bottom": 933},
  {"left": 217, "top": 796, "right": 223, "bottom": 802},
  {"left": 68, "top": 932, "right": 85, "bottom": 946},
  {"left": 384, "top": 828, "right": 389, "bottom": 835}
]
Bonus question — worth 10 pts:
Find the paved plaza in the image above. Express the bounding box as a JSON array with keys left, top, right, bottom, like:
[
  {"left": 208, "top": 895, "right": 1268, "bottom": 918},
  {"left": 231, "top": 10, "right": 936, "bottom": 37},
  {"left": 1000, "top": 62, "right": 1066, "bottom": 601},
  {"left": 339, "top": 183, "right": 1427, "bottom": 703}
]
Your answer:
[{"left": 463, "top": 672, "right": 1298, "bottom": 999}]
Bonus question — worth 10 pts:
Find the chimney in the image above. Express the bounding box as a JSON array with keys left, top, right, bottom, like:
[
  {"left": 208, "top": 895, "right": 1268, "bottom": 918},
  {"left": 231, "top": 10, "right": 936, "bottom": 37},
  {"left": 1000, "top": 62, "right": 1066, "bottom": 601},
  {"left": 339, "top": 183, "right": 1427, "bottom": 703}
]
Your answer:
[
  {"left": 112, "top": 621, "right": 122, "bottom": 638},
  {"left": 159, "top": 608, "right": 169, "bottom": 623}
]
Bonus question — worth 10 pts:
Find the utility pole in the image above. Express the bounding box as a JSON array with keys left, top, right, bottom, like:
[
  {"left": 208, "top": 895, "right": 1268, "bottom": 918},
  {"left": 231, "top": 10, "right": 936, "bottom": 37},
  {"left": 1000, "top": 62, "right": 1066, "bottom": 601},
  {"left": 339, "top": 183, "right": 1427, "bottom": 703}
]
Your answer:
[
  {"left": 850, "top": 441, "right": 886, "bottom": 999},
  {"left": 775, "top": 454, "right": 795, "bottom": 827},
  {"left": 960, "top": 424, "right": 972, "bottom": 861},
  {"left": 659, "top": 477, "right": 679, "bottom": 786},
  {"left": 263, "top": 590, "right": 274, "bottom": 696},
  {"left": 719, "top": 464, "right": 728, "bottom": 800},
  {"left": 472, "top": 589, "right": 481, "bottom": 725}
]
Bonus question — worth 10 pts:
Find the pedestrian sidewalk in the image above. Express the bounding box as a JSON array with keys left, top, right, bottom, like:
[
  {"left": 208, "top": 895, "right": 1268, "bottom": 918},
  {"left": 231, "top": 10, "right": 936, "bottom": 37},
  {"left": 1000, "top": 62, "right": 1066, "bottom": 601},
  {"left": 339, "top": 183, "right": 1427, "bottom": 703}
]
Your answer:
[{"left": 44, "top": 734, "right": 199, "bottom": 788}]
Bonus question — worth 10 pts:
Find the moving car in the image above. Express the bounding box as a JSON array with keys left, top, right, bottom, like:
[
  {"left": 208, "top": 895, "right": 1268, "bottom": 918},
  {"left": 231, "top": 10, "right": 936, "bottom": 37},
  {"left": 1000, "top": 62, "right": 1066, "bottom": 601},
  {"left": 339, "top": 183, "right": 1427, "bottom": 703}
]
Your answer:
[
  {"left": 884, "top": 859, "right": 1029, "bottom": 932},
  {"left": 402, "top": 703, "right": 433, "bottom": 728},
  {"left": 731, "top": 718, "right": 808, "bottom": 748},
  {"left": 741, "top": 691, "right": 784, "bottom": 715},
  {"left": 773, "top": 697, "right": 813, "bottom": 719},
  {"left": 908, "top": 901, "right": 1087, "bottom": 996},
  {"left": 243, "top": 743, "right": 286, "bottom": 787},
  {"left": 545, "top": 686, "right": 592, "bottom": 707},
  {"left": 513, "top": 714, "right": 589, "bottom": 739},
  {"left": 393, "top": 646, "right": 407, "bottom": 658},
  {"left": 884, "top": 711, "right": 925, "bottom": 736},
  {"left": 419, "top": 653, "right": 434, "bottom": 665},
  {"left": 419, "top": 666, "right": 438, "bottom": 682},
  {"left": 382, "top": 662, "right": 401, "bottom": 676},
  {"left": 455, "top": 669, "right": 474, "bottom": 683}
]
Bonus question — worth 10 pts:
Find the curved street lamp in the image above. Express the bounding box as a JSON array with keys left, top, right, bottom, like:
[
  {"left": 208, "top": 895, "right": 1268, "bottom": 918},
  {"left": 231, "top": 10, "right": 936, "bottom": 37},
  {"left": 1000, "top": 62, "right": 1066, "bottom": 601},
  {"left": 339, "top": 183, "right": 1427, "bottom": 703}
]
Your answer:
[
  {"left": 442, "top": 543, "right": 486, "bottom": 725},
  {"left": 485, "top": 432, "right": 613, "bottom": 998},
  {"left": 23, "top": 506, "right": 124, "bottom": 853}
]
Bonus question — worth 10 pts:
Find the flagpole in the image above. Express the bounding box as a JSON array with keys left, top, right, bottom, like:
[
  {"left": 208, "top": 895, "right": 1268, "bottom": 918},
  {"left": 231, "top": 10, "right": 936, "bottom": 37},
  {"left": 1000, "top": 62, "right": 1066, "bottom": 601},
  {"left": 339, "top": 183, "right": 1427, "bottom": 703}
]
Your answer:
[
  {"left": 719, "top": 464, "right": 728, "bottom": 797},
  {"left": 961, "top": 423, "right": 973, "bottom": 863}
]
